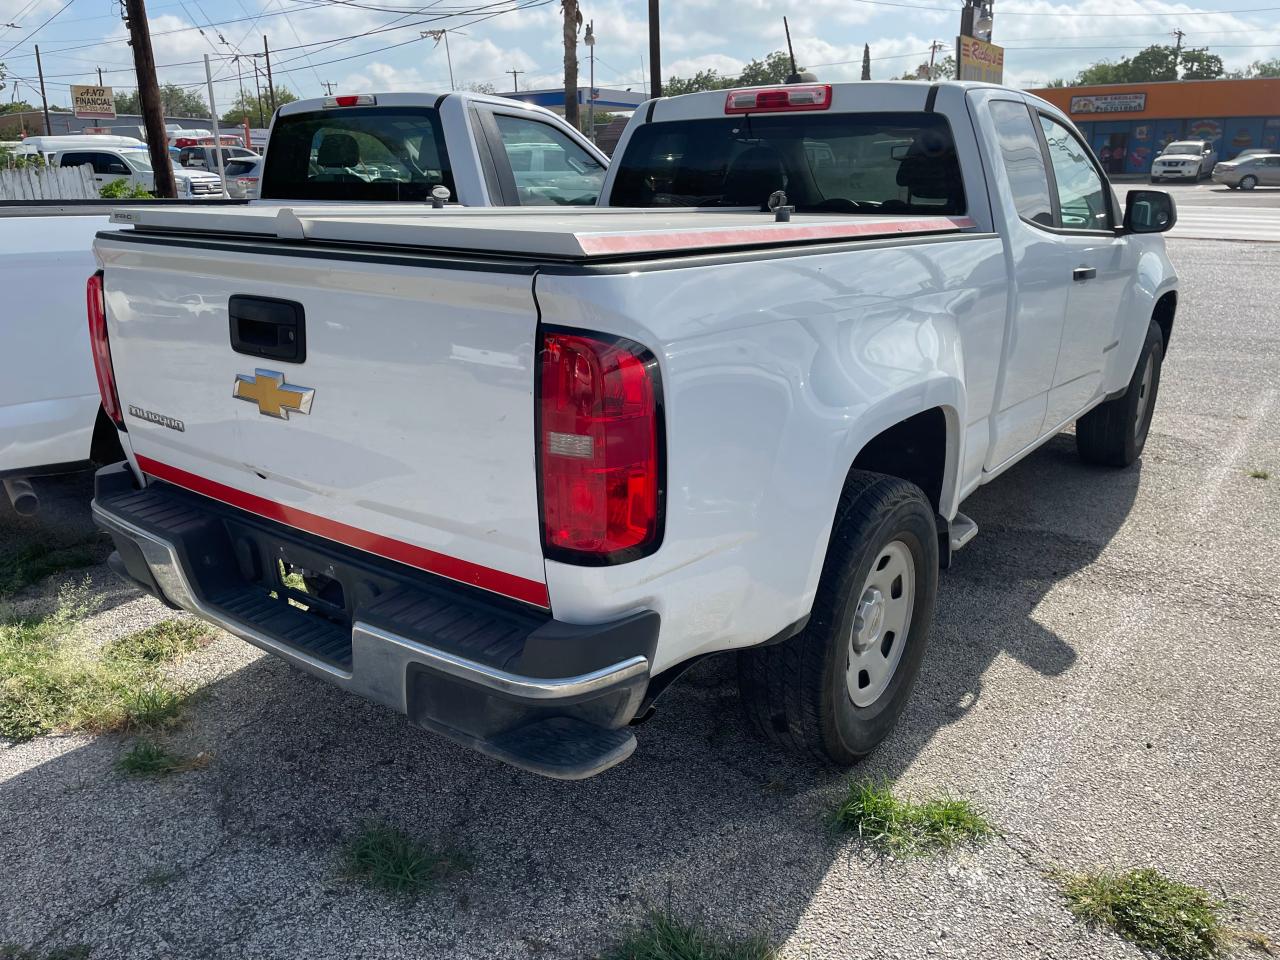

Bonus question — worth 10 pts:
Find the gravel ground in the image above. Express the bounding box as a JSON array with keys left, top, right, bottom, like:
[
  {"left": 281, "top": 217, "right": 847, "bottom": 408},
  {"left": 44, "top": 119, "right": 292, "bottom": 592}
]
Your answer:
[{"left": 1, "top": 237, "right": 1277, "bottom": 959}]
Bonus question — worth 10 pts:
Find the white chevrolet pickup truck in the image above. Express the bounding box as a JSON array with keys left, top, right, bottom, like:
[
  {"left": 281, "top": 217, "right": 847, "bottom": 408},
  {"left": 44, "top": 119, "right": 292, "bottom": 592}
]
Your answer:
[
  {"left": 89, "top": 81, "right": 1178, "bottom": 779},
  {"left": 0, "top": 91, "right": 605, "bottom": 513}
]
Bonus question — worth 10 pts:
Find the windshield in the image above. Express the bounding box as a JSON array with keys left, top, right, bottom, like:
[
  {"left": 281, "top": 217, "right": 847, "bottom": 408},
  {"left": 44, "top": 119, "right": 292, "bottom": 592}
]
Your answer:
[
  {"left": 609, "top": 111, "right": 964, "bottom": 214},
  {"left": 125, "top": 150, "right": 152, "bottom": 172},
  {"left": 261, "top": 105, "right": 454, "bottom": 202},
  {"left": 1164, "top": 142, "right": 1204, "bottom": 156}
]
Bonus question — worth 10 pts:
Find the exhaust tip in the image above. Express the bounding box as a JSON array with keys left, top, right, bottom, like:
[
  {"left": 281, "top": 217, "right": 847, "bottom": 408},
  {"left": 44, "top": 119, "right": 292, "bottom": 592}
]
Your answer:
[{"left": 3, "top": 477, "right": 39, "bottom": 516}]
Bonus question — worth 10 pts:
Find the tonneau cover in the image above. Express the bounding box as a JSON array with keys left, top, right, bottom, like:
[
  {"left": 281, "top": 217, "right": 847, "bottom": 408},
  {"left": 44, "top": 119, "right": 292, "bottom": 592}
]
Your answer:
[{"left": 109, "top": 203, "right": 976, "bottom": 260}]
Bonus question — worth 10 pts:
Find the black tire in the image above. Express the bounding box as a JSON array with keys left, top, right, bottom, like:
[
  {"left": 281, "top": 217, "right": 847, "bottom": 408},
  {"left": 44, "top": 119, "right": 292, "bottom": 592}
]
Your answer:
[
  {"left": 737, "top": 471, "right": 938, "bottom": 764},
  {"left": 1076, "top": 321, "right": 1164, "bottom": 468},
  {"left": 1240, "top": 175, "right": 1258, "bottom": 191}
]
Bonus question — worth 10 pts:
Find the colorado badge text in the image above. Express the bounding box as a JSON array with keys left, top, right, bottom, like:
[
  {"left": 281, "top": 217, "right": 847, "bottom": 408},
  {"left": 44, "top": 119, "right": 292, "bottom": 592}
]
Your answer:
[
  {"left": 233, "top": 369, "right": 315, "bottom": 420},
  {"left": 128, "top": 405, "right": 185, "bottom": 432}
]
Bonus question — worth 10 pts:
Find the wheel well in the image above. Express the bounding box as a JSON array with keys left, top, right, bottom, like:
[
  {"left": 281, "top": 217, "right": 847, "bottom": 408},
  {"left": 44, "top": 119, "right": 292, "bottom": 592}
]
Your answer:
[
  {"left": 1153, "top": 291, "right": 1176, "bottom": 349},
  {"left": 851, "top": 408, "right": 947, "bottom": 512}
]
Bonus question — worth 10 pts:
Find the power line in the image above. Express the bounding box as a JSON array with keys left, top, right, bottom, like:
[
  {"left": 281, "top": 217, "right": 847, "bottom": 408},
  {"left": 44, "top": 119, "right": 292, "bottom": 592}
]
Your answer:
[
  {"left": 837, "top": 0, "right": 1280, "bottom": 15},
  {"left": 0, "top": 0, "right": 78, "bottom": 60}
]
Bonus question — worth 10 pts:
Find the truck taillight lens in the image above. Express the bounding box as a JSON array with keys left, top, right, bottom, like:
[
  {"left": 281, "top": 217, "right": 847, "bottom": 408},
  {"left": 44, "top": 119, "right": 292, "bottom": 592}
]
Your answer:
[
  {"left": 537, "top": 329, "right": 663, "bottom": 564},
  {"left": 724, "top": 84, "right": 832, "bottom": 114},
  {"left": 87, "top": 271, "right": 123, "bottom": 427}
]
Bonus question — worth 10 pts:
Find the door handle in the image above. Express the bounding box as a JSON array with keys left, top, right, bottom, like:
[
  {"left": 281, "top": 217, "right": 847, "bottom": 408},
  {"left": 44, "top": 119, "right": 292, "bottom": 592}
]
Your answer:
[
  {"left": 229, "top": 295, "right": 306, "bottom": 363},
  {"left": 1073, "top": 266, "right": 1097, "bottom": 282}
]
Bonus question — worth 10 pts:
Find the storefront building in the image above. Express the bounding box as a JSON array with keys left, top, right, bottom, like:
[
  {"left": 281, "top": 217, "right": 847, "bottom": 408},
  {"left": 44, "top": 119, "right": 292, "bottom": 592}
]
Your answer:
[{"left": 1026, "top": 78, "right": 1280, "bottom": 176}]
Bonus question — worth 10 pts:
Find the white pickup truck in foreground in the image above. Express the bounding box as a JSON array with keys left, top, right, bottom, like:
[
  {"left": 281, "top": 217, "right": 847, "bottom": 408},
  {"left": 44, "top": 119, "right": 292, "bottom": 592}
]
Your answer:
[
  {"left": 0, "top": 91, "right": 605, "bottom": 512},
  {"left": 90, "top": 81, "right": 1178, "bottom": 778}
]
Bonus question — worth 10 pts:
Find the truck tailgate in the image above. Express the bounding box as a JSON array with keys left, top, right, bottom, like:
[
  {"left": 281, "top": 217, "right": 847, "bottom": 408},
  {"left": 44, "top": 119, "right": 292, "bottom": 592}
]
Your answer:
[{"left": 97, "top": 235, "right": 548, "bottom": 606}]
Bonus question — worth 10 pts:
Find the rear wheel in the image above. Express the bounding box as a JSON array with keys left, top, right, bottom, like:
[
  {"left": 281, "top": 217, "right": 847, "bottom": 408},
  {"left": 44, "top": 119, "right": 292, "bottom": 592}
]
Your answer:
[
  {"left": 1241, "top": 175, "right": 1258, "bottom": 191},
  {"left": 738, "top": 471, "right": 938, "bottom": 764},
  {"left": 1076, "top": 321, "right": 1164, "bottom": 468}
]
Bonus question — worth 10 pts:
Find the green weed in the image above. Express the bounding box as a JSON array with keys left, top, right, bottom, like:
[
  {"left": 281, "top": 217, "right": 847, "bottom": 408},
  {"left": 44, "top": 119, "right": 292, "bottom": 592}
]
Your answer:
[
  {"left": 1062, "top": 868, "right": 1228, "bottom": 960},
  {"left": 832, "top": 781, "right": 993, "bottom": 855}
]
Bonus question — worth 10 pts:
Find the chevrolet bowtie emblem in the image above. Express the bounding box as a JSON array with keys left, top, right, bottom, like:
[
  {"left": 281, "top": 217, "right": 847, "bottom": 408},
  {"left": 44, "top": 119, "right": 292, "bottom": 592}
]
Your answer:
[{"left": 233, "top": 369, "right": 315, "bottom": 420}]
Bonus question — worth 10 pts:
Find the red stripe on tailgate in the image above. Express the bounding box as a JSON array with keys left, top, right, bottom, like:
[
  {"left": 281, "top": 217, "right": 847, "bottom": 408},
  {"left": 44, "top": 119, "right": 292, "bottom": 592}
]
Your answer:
[
  {"left": 577, "top": 216, "right": 977, "bottom": 256},
  {"left": 134, "top": 454, "right": 551, "bottom": 609}
]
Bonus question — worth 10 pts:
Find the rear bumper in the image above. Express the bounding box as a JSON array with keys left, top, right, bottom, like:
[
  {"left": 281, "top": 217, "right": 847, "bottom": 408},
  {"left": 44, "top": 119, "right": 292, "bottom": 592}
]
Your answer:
[{"left": 92, "top": 462, "right": 658, "bottom": 779}]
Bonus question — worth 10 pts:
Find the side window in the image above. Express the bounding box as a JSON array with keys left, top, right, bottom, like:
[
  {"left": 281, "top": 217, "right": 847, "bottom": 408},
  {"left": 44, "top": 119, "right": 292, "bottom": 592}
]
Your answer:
[
  {"left": 988, "top": 100, "right": 1054, "bottom": 228},
  {"left": 59, "top": 152, "right": 88, "bottom": 168},
  {"left": 1039, "top": 116, "right": 1110, "bottom": 231},
  {"left": 492, "top": 114, "right": 605, "bottom": 205},
  {"left": 92, "top": 153, "right": 130, "bottom": 176}
]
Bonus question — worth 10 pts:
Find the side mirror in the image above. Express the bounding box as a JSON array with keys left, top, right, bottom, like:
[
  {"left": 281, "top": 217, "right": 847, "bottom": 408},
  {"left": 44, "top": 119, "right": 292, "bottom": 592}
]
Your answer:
[{"left": 1123, "top": 189, "right": 1177, "bottom": 234}]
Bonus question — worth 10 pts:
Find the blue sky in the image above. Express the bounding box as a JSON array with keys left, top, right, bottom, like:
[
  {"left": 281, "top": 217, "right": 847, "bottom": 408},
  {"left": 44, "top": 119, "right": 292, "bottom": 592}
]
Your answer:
[{"left": 2, "top": 0, "right": 1279, "bottom": 110}]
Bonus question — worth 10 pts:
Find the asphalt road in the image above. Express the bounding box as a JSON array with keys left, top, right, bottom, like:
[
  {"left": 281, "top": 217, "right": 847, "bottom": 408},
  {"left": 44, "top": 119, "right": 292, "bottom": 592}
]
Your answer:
[
  {"left": 1120, "top": 180, "right": 1280, "bottom": 241},
  {"left": 2, "top": 238, "right": 1277, "bottom": 960}
]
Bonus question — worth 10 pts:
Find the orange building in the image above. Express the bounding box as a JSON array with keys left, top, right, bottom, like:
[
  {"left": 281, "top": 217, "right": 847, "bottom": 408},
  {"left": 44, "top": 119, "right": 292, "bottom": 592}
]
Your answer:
[{"left": 1025, "top": 77, "right": 1280, "bottom": 176}]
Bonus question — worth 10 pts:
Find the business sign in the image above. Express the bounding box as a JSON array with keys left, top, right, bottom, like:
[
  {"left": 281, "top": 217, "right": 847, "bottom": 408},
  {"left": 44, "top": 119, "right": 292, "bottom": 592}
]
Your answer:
[
  {"left": 957, "top": 36, "right": 1004, "bottom": 84},
  {"left": 1069, "top": 92, "right": 1147, "bottom": 115},
  {"left": 70, "top": 85, "right": 116, "bottom": 120}
]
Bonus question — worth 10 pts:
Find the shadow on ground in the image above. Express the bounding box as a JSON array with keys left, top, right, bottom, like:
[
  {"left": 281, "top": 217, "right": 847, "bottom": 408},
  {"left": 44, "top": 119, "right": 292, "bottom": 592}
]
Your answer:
[{"left": 0, "top": 435, "right": 1141, "bottom": 958}]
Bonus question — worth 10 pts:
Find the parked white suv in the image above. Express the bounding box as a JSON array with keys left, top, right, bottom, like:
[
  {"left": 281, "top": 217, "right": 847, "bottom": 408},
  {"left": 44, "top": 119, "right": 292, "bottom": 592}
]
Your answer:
[{"left": 1150, "top": 140, "right": 1216, "bottom": 182}]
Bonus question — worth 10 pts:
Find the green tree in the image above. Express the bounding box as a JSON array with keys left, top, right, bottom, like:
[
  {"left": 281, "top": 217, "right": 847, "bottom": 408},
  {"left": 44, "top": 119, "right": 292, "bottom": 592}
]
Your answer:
[
  {"left": 1076, "top": 43, "right": 1223, "bottom": 84},
  {"left": 1242, "top": 57, "right": 1280, "bottom": 77},
  {"left": 113, "top": 83, "right": 211, "bottom": 119},
  {"left": 664, "top": 50, "right": 801, "bottom": 97},
  {"left": 898, "top": 55, "right": 954, "bottom": 81},
  {"left": 1179, "top": 48, "right": 1224, "bottom": 80},
  {"left": 219, "top": 86, "right": 296, "bottom": 126}
]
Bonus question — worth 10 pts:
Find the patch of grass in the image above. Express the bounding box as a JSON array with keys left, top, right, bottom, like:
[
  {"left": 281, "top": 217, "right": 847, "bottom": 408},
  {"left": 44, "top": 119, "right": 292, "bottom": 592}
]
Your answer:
[
  {"left": 601, "top": 913, "right": 780, "bottom": 960},
  {"left": 831, "top": 781, "right": 993, "bottom": 855},
  {"left": 116, "top": 738, "right": 210, "bottom": 777},
  {"left": 1061, "top": 868, "right": 1228, "bottom": 960},
  {"left": 0, "top": 592, "right": 205, "bottom": 742},
  {"left": 1236, "top": 931, "right": 1276, "bottom": 955},
  {"left": 340, "top": 822, "right": 468, "bottom": 896},
  {"left": 0, "top": 537, "right": 102, "bottom": 599},
  {"left": 1247, "top": 469, "right": 1270, "bottom": 480},
  {"left": 104, "top": 619, "right": 211, "bottom": 665}
]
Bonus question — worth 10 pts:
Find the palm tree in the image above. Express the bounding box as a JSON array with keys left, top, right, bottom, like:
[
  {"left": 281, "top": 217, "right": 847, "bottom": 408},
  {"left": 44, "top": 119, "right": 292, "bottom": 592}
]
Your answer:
[{"left": 562, "top": 0, "right": 582, "bottom": 129}]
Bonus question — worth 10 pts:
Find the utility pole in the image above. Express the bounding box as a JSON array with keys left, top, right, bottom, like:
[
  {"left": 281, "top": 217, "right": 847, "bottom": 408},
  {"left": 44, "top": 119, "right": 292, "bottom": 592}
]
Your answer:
[
  {"left": 647, "top": 0, "right": 661, "bottom": 98},
  {"left": 321, "top": 81, "right": 337, "bottom": 95},
  {"left": 34, "top": 44, "right": 51, "bottom": 136},
  {"left": 562, "top": 0, "right": 581, "bottom": 129},
  {"left": 263, "top": 36, "right": 276, "bottom": 113},
  {"left": 1171, "top": 29, "right": 1185, "bottom": 76},
  {"left": 929, "top": 39, "right": 946, "bottom": 79},
  {"left": 123, "top": 0, "right": 177, "bottom": 197},
  {"left": 507, "top": 68, "right": 523, "bottom": 92},
  {"left": 97, "top": 66, "right": 104, "bottom": 86},
  {"left": 203, "top": 54, "right": 225, "bottom": 189},
  {"left": 251, "top": 58, "right": 265, "bottom": 128},
  {"left": 585, "top": 20, "right": 595, "bottom": 142}
]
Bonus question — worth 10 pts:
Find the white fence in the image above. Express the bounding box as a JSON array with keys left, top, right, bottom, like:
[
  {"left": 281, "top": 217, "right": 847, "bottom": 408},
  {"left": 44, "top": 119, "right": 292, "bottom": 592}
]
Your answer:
[{"left": 0, "top": 164, "right": 97, "bottom": 201}]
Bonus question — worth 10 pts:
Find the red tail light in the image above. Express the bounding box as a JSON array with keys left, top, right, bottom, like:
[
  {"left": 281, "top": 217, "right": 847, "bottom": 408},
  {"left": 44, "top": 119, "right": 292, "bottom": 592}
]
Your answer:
[
  {"left": 724, "top": 84, "right": 832, "bottom": 114},
  {"left": 537, "top": 328, "right": 663, "bottom": 564},
  {"left": 87, "top": 271, "right": 123, "bottom": 427}
]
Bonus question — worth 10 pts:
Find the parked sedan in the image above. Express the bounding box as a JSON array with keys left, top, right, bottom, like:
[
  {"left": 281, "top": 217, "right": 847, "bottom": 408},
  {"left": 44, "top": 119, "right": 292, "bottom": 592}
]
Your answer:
[
  {"left": 223, "top": 156, "right": 263, "bottom": 199},
  {"left": 1212, "top": 154, "right": 1280, "bottom": 190}
]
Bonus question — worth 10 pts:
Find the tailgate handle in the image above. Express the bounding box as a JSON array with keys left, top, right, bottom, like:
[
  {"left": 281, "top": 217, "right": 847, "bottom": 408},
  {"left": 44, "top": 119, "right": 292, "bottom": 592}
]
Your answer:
[{"left": 229, "top": 295, "right": 306, "bottom": 363}]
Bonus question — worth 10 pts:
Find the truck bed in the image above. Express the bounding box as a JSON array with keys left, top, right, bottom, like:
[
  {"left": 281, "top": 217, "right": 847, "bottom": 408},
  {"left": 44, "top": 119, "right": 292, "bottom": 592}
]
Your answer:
[{"left": 111, "top": 203, "right": 977, "bottom": 260}]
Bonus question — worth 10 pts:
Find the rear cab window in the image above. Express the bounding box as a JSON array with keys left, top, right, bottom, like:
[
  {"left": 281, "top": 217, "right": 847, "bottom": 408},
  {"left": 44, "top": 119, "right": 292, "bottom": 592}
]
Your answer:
[
  {"left": 608, "top": 111, "right": 965, "bottom": 214},
  {"left": 261, "top": 105, "right": 454, "bottom": 202}
]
